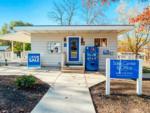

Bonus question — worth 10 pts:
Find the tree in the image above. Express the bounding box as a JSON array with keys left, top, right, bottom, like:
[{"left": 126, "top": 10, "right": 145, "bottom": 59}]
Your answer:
[
  {"left": 82, "top": 0, "right": 120, "bottom": 7},
  {"left": 127, "top": 7, "right": 150, "bottom": 58},
  {"left": 0, "top": 21, "right": 32, "bottom": 34},
  {"left": 118, "top": 39, "right": 131, "bottom": 52},
  {"left": 9, "top": 21, "right": 32, "bottom": 30},
  {"left": 0, "top": 21, "right": 32, "bottom": 52},
  {"left": 25, "top": 43, "right": 31, "bottom": 51},
  {"left": 82, "top": 0, "right": 106, "bottom": 24},
  {"left": 129, "top": 7, "right": 150, "bottom": 32},
  {"left": 116, "top": 1, "right": 140, "bottom": 24},
  {"left": 82, "top": 0, "right": 150, "bottom": 25},
  {"left": 83, "top": 0, "right": 149, "bottom": 6},
  {"left": 126, "top": 33, "right": 149, "bottom": 58},
  {"left": 0, "top": 24, "right": 11, "bottom": 47},
  {"left": 0, "top": 23, "right": 10, "bottom": 34},
  {"left": 83, "top": 0, "right": 149, "bottom": 24},
  {"left": 48, "top": 0, "right": 77, "bottom": 25}
]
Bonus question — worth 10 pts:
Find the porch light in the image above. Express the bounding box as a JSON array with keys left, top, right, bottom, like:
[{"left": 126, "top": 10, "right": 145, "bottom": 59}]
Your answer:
[{"left": 64, "top": 37, "right": 66, "bottom": 42}]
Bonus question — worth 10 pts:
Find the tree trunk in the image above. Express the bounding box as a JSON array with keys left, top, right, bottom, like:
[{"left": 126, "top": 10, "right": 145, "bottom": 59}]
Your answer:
[{"left": 135, "top": 50, "right": 138, "bottom": 59}]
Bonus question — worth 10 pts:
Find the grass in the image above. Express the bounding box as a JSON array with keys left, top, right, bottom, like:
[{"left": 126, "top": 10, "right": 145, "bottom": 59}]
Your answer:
[{"left": 143, "top": 66, "right": 150, "bottom": 73}]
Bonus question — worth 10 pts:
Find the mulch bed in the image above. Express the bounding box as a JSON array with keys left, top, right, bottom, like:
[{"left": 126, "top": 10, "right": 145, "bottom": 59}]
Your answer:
[
  {"left": 0, "top": 75, "right": 50, "bottom": 113},
  {"left": 90, "top": 79, "right": 150, "bottom": 113}
]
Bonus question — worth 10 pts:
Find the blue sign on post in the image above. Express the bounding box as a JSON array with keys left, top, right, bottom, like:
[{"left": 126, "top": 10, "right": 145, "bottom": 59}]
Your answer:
[
  {"left": 28, "top": 53, "right": 41, "bottom": 68},
  {"left": 110, "top": 60, "right": 139, "bottom": 79},
  {"left": 106, "top": 59, "right": 143, "bottom": 96}
]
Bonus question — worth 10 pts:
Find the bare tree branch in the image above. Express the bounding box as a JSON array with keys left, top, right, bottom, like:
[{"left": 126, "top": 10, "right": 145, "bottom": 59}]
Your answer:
[
  {"left": 82, "top": 0, "right": 105, "bottom": 25},
  {"left": 48, "top": 1, "right": 64, "bottom": 25},
  {"left": 126, "top": 33, "right": 134, "bottom": 52},
  {"left": 62, "top": 0, "right": 77, "bottom": 25},
  {"left": 126, "top": 25, "right": 150, "bottom": 58},
  {"left": 48, "top": 0, "right": 77, "bottom": 25}
]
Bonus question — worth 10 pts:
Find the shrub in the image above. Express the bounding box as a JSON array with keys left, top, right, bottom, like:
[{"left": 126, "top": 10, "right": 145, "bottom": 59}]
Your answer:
[
  {"left": 143, "top": 66, "right": 150, "bottom": 73},
  {"left": 15, "top": 75, "right": 36, "bottom": 88}
]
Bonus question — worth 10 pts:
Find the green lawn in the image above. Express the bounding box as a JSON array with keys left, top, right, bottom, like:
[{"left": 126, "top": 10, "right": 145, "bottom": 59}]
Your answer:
[{"left": 143, "top": 66, "right": 150, "bottom": 73}]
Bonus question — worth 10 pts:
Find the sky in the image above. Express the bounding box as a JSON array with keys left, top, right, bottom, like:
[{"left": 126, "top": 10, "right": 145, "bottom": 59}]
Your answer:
[{"left": 0, "top": 0, "right": 149, "bottom": 27}]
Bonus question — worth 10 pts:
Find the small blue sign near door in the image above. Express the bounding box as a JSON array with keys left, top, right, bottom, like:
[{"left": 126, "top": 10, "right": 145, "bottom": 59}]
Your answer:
[
  {"left": 28, "top": 53, "right": 41, "bottom": 68},
  {"left": 110, "top": 60, "right": 139, "bottom": 79}
]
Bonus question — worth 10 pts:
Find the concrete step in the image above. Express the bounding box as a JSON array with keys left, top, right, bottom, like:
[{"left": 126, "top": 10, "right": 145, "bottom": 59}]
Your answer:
[
  {"left": 63, "top": 67, "right": 84, "bottom": 70},
  {"left": 61, "top": 69, "right": 85, "bottom": 73},
  {"left": 61, "top": 66, "right": 85, "bottom": 73}
]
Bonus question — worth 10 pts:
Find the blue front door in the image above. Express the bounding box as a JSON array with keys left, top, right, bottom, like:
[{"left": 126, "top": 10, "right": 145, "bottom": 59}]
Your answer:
[{"left": 68, "top": 37, "right": 79, "bottom": 62}]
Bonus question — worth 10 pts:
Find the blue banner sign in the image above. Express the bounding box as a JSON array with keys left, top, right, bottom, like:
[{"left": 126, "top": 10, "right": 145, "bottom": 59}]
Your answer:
[
  {"left": 110, "top": 60, "right": 139, "bottom": 79},
  {"left": 28, "top": 53, "right": 41, "bottom": 68}
]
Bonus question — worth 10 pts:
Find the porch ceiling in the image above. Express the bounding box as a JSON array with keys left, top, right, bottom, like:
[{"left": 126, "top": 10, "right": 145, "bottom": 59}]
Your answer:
[
  {"left": 14, "top": 25, "right": 134, "bottom": 35},
  {"left": 0, "top": 31, "right": 31, "bottom": 43}
]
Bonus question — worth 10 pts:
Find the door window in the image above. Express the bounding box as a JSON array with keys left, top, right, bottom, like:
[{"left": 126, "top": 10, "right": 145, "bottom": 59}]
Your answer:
[
  {"left": 70, "top": 39, "right": 78, "bottom": 58},
  {"left": 69, "top": 37, "right": 79, "bottom": 61}
]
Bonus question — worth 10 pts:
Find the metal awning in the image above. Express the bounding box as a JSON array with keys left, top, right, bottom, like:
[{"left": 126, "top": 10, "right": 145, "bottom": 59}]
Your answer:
[
  {"left": 14, "top": 25, "right": 134, "bottom": 34},
  {"left": 0, "top": 31, "right": 31, "bottom": 43}
]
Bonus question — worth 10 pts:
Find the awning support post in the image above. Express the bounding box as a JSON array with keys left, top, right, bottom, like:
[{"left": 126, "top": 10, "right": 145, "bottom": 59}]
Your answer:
[
  {"left": 11, "top": 41, "right": 14, "bottom": 60},
  {"left": 23, "top": 43, "right": 25, "bottom": 52}
]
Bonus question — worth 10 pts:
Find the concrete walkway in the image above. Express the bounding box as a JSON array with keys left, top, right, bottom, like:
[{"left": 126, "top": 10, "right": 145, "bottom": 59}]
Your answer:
[
  {"left": 0, "top": 66, "right": 106, "bottom": 113},
  {"left": 32, "top": 73, "right": 106, "bottom": 113},
  {"left": 1, "top": 65, "right": 149, "bottom": 113}
]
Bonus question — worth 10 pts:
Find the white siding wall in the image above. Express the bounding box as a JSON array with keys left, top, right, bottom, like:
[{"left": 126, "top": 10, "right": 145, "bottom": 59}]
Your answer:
[
  {"left": 31, "top": 32, "right": 118, "bottom": 69},
  {"left": 31, "top": 33, "right": 63, "bottom": 66}
]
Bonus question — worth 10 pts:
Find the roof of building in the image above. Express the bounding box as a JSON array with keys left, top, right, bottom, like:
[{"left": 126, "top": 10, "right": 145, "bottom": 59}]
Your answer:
[
  {"left": 14, "top": 25, "right": 134, "bottom": 34},
  {"left": 0, "top": 25, "right": 134, "bottom": 43}
]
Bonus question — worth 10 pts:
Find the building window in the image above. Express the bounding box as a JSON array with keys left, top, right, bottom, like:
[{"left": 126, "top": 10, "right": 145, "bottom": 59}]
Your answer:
[
  {"left": 94, "top": 38, "right": 107, "bottom": 47},
  {"left": 48, "top": 42, "right": 61, "bottom": 54}
]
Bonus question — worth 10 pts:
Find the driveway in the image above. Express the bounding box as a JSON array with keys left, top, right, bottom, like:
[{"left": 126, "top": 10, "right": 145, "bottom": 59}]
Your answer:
[{"left": 0, "top": 66, "right": 106, "bottom": 113}]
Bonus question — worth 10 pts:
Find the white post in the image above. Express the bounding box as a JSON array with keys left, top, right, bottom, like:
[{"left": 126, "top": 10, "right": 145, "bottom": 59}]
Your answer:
[
  {"left": 22, "top": 43, "right": 26, "bottom": 61},
  {"left": 137, "top": 59, "right": 143, "bottom": 95},
  {"left": 23, "top": 43, "right": 25, "bottom": 52},
  {"left": 61, "top": 52, "right": 65, "bottom": 68},
  {"left": 11, "top": 41, "right": 14, "bottom": 60},
  {"left": 82, "top": 52, "right": 85, "bottom": 73},
  {"left": 83, "top": 53, "right": 85, "bottom": 66},
  {"left": 106, "top": 59, "right": 110, "bottom": 95}
]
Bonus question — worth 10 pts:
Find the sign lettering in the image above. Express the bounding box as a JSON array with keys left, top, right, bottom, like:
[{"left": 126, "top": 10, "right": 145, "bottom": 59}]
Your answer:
[{"left": 106, "top": 59, "right": 142, "bottom": 96}]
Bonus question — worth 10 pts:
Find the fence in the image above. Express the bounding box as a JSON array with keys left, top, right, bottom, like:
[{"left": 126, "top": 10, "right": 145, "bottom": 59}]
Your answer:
[
  {"left": 0, "top": 51, "right": 30, "bottom": 62},
  {"left": 117, "top": 54, "right": 145, "bottom": 60}
]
